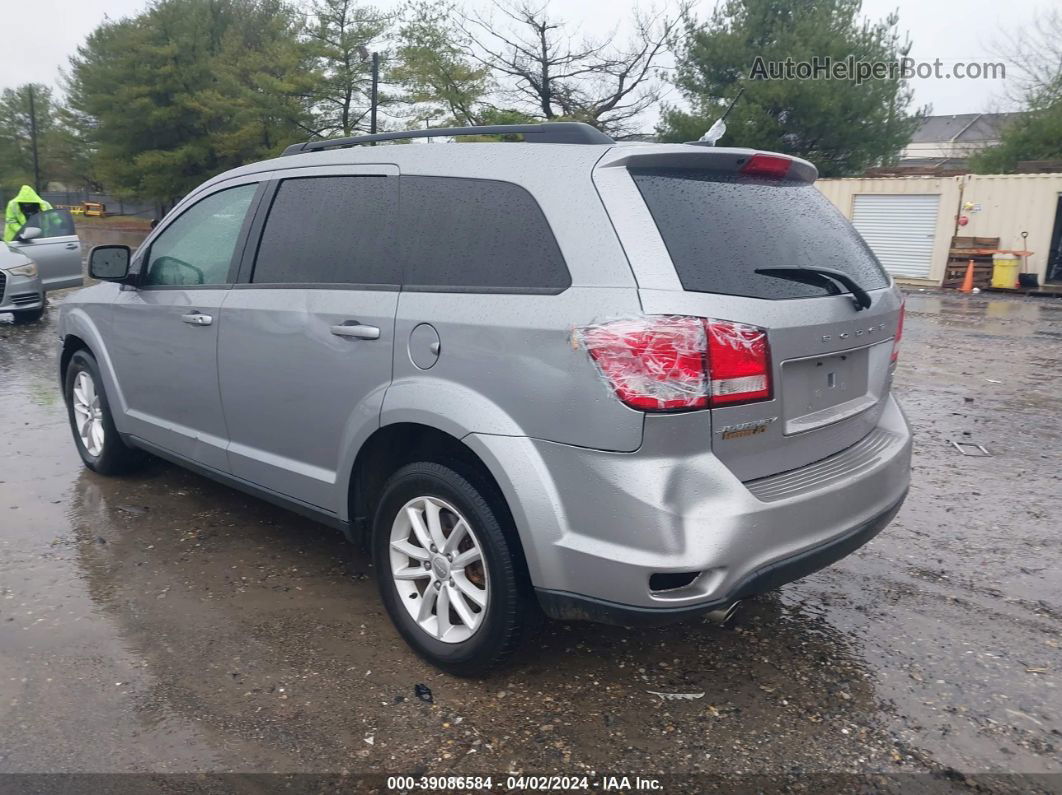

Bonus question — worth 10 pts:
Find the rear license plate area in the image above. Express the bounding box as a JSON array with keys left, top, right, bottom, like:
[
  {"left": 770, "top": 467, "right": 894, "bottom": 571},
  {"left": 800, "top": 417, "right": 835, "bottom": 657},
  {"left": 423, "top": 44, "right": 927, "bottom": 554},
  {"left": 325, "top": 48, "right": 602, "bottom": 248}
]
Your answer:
[{"left": 781, "top": 348, "right": 874, "bottom": 434}]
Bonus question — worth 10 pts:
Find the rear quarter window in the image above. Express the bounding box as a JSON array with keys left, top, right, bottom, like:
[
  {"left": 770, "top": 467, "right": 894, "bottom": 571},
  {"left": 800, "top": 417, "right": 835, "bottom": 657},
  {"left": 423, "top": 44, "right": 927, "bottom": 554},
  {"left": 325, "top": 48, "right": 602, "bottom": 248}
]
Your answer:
[
  {"left": 399, "top": 176, "right": 570, "bottom": 293},
  {"left": 630, "top": 168, "right": 890, "bottom": 299}
]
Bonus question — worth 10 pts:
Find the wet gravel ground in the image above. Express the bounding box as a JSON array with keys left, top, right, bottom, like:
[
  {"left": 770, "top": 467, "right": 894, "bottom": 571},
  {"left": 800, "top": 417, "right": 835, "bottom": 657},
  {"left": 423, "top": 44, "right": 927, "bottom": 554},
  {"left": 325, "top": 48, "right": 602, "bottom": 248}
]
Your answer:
[{"left": 0, "top": 290, "right": 1059, "bottom": 791}]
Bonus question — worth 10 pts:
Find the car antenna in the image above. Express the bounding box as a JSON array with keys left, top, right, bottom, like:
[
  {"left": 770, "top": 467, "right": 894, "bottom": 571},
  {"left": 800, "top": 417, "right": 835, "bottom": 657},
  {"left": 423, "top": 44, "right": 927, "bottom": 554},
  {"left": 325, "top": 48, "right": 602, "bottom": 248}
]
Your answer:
[{"left": 697, "top": 87, "right": 745, "bottom": 146}]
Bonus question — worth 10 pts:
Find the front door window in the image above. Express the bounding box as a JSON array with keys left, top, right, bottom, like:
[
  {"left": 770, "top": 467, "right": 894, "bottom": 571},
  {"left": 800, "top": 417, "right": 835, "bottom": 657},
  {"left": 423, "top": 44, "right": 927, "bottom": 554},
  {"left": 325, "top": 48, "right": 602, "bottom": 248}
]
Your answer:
[{"left": 144, "top": 185, "right": 256, "bottom": 286}]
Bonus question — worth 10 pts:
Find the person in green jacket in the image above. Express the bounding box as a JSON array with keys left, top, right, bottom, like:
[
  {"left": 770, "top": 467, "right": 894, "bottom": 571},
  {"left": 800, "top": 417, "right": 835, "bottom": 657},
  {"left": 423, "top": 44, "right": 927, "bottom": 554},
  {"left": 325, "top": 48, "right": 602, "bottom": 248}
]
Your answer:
[{"left": 4, "top": 184, "right": 53, "bottom": 242}]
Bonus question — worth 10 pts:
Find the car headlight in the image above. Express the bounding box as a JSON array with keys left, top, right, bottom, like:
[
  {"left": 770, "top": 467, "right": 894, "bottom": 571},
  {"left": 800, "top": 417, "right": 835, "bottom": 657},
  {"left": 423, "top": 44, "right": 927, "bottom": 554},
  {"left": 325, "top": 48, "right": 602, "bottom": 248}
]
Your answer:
[{"left": 4, "top": 262, "right": 38, "bottom": 278}]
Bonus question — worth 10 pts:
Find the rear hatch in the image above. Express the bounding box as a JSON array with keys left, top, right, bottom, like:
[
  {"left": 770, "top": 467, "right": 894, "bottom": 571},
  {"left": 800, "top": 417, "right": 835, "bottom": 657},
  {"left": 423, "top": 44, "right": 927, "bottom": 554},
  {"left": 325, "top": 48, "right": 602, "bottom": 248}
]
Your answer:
[{"left": 595, "top": 147, "right": 903, "bottom": 481}]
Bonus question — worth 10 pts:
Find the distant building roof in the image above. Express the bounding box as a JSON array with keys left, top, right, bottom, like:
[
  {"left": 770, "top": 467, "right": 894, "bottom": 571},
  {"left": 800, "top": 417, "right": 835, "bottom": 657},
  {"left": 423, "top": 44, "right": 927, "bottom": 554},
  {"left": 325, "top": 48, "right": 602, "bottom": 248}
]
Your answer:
[
  {"left": 910, "top": 113, "right": 1024, "bottom": 144},
  {"left": 865, "top": 158, "right": 970, "bottom": 177}
]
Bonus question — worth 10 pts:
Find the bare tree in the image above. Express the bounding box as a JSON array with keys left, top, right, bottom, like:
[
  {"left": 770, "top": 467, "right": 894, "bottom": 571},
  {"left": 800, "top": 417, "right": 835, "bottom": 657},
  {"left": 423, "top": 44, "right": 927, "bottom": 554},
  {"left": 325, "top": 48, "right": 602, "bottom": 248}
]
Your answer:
[
  {"left": 990, "top": 7, "right": 1062, "bottom": 107},
  {"left": 459, "top": 0, "right": 688, "bottom": 136}
]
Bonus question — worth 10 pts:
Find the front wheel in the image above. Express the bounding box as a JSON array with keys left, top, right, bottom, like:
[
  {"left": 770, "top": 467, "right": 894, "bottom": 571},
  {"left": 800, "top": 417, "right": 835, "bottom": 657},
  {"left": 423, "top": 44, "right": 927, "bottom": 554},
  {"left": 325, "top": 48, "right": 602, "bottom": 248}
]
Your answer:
[
  {"left": 64, "top": 350, "right": 144, "bottom": 475},
  {"left": 372, "top": 462, "right": 528, "bottom": 676}
]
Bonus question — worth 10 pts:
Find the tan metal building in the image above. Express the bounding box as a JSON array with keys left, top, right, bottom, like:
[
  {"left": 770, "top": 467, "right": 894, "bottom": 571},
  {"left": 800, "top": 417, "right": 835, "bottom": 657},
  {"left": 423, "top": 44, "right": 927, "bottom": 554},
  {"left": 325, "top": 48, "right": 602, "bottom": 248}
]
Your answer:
[{"left": 816, "top": 173, "right": 1062, "bottom": 288}]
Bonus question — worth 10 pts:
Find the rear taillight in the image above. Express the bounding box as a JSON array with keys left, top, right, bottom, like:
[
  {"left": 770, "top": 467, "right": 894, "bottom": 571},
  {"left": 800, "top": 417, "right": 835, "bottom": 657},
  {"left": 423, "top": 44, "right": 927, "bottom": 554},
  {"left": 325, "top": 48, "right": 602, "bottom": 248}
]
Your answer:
[
  {"left": 891, "top": 300, "right": 905, "bottom": 364},
  {"left": 576, "top": 316, "right": 708, "bottom": 411},
  {"left": 705, "top": 320, "right": 772, "bottom": 404},
  {"left": 739, "top": 153, "right": 792, "bottom": 179},
  {"left": 575, "top": 316, "right": 771, "bottom": 412}
]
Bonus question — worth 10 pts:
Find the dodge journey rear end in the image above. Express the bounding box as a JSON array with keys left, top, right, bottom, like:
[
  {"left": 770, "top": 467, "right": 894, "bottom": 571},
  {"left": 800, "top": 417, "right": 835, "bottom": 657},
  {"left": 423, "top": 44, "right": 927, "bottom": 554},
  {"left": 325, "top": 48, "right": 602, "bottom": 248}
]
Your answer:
[{"left": 60, "top": 122, "right": 911, "bottom": 675}]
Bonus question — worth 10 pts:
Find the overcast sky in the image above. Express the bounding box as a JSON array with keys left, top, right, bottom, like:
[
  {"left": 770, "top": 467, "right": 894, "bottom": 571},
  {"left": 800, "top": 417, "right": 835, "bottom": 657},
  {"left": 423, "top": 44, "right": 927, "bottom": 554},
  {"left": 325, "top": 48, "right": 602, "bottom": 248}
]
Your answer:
[{"left": 1, "top": 0, "right": 1047, "bottom": 126}]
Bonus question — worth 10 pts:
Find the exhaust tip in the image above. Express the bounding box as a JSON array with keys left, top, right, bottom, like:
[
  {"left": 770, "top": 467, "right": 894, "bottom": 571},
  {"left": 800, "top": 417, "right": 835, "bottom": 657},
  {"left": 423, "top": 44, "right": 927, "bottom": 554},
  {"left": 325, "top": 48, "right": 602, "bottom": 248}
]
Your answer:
[{"left": 705, "top": 601, "right": 741, "bottom": 627}]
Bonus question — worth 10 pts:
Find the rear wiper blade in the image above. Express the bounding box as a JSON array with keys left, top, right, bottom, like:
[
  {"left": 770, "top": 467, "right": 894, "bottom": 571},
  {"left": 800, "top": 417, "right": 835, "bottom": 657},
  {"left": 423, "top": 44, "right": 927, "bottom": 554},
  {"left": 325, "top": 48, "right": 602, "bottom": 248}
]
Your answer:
[{"left": 754, "top": 266, "right": 872, "bottom": 311}]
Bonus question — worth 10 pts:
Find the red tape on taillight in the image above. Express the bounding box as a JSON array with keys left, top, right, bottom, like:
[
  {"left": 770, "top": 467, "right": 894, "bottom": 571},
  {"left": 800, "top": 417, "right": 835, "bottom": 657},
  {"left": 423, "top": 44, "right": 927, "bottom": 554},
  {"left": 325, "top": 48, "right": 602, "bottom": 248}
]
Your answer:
[{"left": 574, "top": 316, "right": 771, "bottom": 412}]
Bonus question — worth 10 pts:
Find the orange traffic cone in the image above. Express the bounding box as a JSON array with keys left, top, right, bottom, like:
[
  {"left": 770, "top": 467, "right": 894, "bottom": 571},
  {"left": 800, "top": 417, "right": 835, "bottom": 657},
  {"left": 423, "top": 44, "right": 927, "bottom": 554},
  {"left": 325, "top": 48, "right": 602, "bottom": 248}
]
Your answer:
[{"left": 959, "top": 259, "right": 975, "bottom": 293}]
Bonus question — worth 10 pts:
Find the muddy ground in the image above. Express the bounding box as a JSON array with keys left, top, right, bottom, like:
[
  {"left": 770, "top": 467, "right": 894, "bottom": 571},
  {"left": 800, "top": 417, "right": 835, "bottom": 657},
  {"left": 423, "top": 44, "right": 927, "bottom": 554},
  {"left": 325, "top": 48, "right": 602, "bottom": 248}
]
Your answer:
[{"left": 0, "top": 291, "right": 1059, "bottom": 791}]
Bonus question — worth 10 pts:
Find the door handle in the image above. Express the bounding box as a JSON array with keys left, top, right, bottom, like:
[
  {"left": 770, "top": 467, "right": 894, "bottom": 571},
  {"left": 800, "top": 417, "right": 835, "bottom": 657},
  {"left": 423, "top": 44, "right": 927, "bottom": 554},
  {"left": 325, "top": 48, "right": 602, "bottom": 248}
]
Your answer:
[
  {"left": 331, "top": 323, "right": 380, "bottom": 340},
  {"left": 181, "top": 312, "right": 213, "bottom": 326},
  {"left": 64, "top": 243, "right": 78, "bottom": 249}
]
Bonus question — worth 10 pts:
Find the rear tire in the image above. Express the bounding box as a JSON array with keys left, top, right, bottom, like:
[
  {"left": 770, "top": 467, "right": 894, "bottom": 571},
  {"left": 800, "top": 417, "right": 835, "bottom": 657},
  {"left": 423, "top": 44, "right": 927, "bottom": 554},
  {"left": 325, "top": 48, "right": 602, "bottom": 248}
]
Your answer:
[
  {"left": 372, "top": 461, "right": 527, "bottom": 676},
  {"left": 11, "top": 306, "right": 44, "bottom": 324},
  {"left": 64, "top": 350, "right": 144, "bottom": 475}
]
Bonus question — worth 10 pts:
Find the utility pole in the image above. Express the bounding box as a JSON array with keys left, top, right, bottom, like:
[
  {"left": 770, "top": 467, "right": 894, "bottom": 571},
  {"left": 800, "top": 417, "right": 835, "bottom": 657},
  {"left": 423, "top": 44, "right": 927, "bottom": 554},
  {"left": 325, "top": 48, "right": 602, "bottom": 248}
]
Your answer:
[
  {"left": 27, "top": 85, "right": 41, "bottom": 192},
  {"left": 370, "top": 51, "right": 380, "bottom": 138}
]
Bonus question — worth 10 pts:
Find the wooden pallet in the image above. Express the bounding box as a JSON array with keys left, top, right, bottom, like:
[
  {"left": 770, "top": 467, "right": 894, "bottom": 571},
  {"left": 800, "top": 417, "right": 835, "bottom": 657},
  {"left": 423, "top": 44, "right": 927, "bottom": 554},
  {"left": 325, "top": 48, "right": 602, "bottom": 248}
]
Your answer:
[
  {"left": 951, "top": 236, "right": 1000, "bottom": 250},
  {"left": 943, "top": 261, "right": 993, "bottom": 289},
  {"left": 943, "top": 236, "right": 999, "bottom": 290}
]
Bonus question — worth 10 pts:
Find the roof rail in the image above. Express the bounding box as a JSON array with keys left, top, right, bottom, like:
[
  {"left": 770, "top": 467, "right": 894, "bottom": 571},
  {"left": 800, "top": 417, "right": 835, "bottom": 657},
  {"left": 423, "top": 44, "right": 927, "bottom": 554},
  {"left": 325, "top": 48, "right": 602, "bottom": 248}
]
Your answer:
[{"left": 281, "top": 122, "right": 614, "bottom": 155}]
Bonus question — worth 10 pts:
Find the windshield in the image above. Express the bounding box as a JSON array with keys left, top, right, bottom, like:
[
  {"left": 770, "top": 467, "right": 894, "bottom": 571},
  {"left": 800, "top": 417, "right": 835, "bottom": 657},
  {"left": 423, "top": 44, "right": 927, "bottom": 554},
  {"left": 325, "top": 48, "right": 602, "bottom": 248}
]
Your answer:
[{"left": 630, "top": 168, "right": 890, "bottom": 300}]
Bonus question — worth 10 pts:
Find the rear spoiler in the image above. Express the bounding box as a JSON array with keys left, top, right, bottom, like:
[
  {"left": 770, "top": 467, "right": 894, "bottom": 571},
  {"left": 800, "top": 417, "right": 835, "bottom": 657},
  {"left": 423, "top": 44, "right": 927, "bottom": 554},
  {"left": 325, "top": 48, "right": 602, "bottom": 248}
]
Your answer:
[{"left": 595, "top": 145, "right": 818, "bottom": 184}]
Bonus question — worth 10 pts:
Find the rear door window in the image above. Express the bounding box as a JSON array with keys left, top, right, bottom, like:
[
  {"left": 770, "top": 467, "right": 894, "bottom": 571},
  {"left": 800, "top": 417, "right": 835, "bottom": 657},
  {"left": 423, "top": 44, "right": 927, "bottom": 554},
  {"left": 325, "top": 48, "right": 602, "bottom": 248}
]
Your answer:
[
  {"left": 630, "top": 168, "right": 890, "bottom": 299},
  {"left": 252, "top": 176, "right": 399, "bottom": 286},
  {"left": 399, "top": 176, "right": 570, "bottom": 292}
]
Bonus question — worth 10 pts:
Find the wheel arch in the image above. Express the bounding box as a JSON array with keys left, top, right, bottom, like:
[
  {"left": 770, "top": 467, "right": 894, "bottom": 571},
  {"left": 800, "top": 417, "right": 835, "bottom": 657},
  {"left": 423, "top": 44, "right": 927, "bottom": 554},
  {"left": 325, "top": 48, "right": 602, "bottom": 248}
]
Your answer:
[
  {"left": 348, "top": 422, "right": 533, "bottom": 586},
  {"left": 59, "top": 308, "right": 129, "bottom": 425},
  {"left": 59, "top": 334, "right": 91, "bottom": 388}
]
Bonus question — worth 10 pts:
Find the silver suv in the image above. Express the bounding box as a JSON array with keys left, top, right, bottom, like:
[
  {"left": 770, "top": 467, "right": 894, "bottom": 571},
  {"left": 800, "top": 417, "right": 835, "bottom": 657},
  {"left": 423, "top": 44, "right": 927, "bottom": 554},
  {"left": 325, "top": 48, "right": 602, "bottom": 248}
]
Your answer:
[{"left": 59, "top": 123, "right": 911, "bottom": 675}]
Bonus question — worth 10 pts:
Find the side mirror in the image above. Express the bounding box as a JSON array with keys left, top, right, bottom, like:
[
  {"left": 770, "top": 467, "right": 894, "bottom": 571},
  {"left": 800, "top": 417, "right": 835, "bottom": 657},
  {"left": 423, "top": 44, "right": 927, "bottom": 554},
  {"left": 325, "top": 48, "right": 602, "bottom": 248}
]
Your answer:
[
  {"left": 17, "top": 226, "right": 41, "bottom": 242},
  {"left": 89, "top": 245, "right": 131, "bottom": 282}
]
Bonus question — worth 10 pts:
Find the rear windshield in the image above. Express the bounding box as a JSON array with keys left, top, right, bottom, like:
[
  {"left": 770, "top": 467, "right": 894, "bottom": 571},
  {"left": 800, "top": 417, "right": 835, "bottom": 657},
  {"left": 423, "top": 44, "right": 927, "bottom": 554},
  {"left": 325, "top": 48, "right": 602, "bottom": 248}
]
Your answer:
[{"left": 630, "top": 168, "right": 890, "bottom": 300}]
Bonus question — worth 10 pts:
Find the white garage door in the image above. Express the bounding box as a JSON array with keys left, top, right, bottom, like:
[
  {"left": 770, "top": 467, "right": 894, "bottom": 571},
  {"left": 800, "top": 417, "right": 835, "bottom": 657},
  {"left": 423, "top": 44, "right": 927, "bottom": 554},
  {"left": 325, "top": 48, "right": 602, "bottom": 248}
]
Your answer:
[{"left": 851, "top": 194, "right": 940, "bottom": 280}]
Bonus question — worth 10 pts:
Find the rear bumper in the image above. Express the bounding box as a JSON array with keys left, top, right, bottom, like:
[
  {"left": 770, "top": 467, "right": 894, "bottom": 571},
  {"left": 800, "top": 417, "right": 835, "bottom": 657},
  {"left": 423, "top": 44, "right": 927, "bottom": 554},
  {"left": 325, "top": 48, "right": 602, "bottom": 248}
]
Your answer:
[
  {"left": 469, "top": 394, "right": 911, "bottom": 623},
  {"left": 535, "top": 488, "right": 905, "bottom": 626}
]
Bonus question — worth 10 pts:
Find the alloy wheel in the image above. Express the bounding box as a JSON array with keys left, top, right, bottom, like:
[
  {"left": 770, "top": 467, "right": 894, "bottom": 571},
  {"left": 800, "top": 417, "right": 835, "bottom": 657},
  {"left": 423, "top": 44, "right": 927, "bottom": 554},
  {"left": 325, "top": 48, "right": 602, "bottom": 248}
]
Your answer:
[
  {"left": 72, "top": 370, "right": 104, "bottom": 457},
  {"left": 388, "top": 496, "right": 489, "bottom": 643}
]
